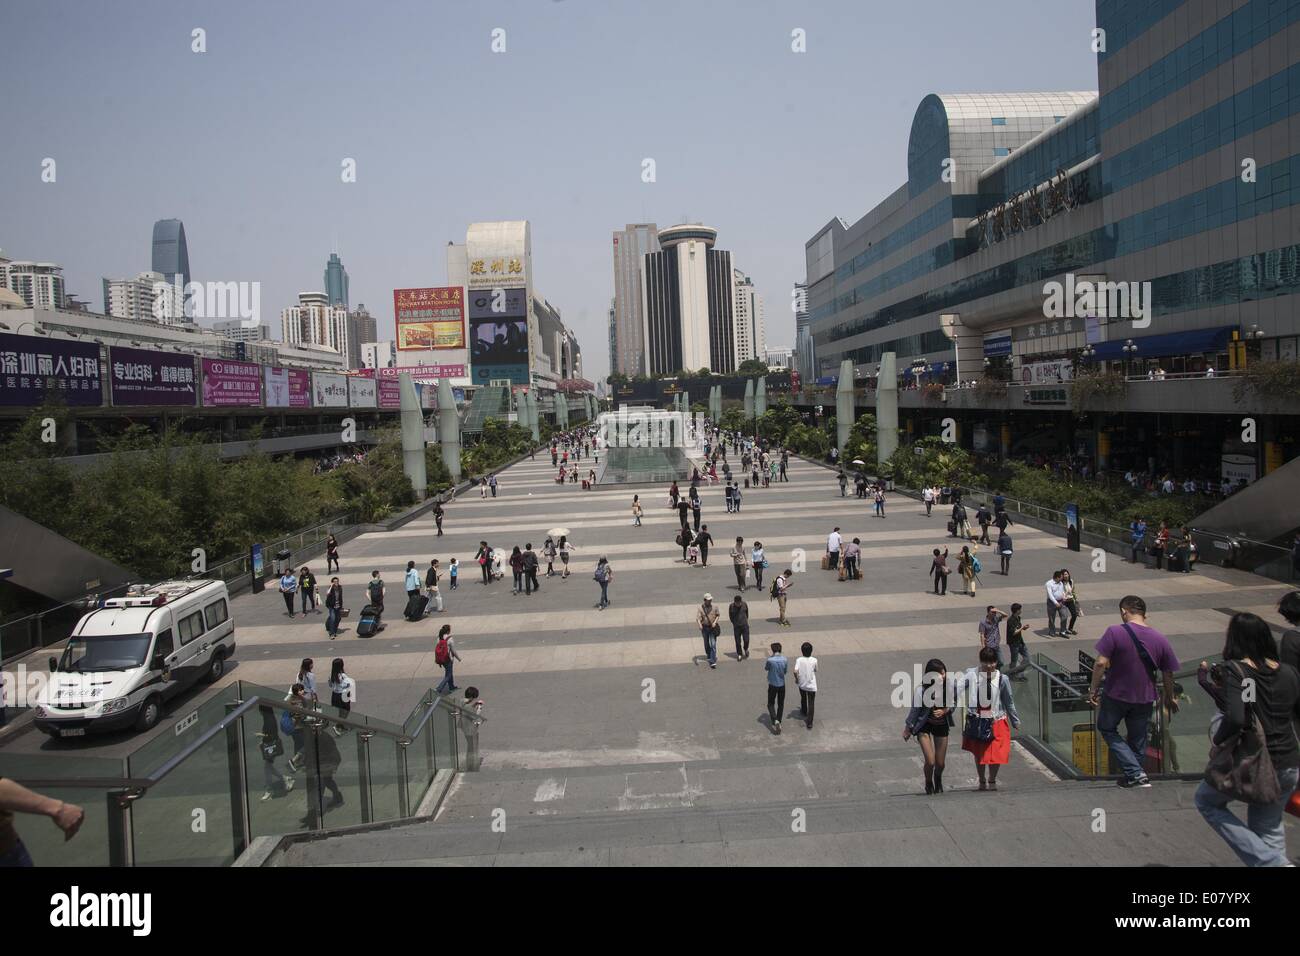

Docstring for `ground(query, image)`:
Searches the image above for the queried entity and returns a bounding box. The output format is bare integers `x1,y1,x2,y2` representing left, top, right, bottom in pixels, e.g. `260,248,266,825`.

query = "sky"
0,0,1098,382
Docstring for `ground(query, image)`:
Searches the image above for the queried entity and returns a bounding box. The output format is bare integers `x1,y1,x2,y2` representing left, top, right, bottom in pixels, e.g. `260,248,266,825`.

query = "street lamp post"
1122,339,1138,377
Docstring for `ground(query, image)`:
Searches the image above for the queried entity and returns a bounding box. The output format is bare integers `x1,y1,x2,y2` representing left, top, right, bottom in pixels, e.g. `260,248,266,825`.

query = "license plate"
60,728,86,738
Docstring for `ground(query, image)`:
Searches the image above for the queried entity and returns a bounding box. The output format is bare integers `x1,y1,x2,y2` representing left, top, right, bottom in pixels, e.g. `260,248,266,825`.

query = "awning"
1089,326,1234,361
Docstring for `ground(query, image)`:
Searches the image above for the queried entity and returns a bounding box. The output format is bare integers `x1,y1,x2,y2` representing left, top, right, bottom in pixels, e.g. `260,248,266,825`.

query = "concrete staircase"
270,747,1249,867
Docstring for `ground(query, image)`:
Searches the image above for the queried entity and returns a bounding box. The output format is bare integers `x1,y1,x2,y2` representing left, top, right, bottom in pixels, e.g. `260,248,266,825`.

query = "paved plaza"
9,452,1295,864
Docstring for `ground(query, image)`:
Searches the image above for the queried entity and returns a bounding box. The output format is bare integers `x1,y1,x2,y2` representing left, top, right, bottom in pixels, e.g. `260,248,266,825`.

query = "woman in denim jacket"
903,658,956,795
961,647,1021,791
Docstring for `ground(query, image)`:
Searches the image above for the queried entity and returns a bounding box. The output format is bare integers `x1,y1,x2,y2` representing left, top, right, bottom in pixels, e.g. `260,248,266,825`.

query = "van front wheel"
203,651,225,684
135,696,163,732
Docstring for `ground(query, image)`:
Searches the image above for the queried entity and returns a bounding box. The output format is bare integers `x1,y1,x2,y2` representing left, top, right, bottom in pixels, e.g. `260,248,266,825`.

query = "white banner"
347,375,377,408
312,371,348,408
1020,359,1074,385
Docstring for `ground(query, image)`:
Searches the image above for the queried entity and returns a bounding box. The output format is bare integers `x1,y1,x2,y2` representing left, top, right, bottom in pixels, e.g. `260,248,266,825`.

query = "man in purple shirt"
1086,595,1181,788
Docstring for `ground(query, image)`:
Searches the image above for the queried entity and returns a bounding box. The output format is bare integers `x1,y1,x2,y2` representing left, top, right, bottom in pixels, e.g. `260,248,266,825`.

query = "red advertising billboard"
201,359,261,407
394,287,465,350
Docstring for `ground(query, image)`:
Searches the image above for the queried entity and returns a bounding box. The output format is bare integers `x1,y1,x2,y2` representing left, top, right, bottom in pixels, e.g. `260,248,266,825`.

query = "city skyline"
0,0,1097,382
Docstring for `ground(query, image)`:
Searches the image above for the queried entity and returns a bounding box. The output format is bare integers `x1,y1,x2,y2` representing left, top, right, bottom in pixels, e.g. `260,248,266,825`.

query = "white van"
33,580,236,738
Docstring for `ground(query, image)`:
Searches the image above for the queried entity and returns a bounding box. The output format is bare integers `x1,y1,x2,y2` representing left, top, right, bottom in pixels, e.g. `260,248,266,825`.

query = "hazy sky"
1,0,1098,381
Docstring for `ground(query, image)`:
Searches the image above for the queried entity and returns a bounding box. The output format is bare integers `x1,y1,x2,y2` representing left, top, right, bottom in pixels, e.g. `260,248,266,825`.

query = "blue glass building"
151,219,190,290
324,252,349,308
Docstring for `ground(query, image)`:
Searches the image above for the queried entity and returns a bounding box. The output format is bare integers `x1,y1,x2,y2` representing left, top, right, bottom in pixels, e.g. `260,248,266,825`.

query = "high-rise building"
607,298,617,380
360,340,396,369
212,318,271,343
103,271,183,323
732,269,766,364
1,259,65,309
347,304,376,371
151,219,191,312
793,282,813,379
324,252,349,308
611,223,660,375
640,224,736,376
281,291,350,365
763,347,793,369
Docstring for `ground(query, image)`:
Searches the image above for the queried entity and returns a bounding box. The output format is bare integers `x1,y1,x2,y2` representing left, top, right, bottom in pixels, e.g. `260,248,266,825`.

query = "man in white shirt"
826,527,842,570
1045,571,1067,636
793,642,819,730
922,485,935,516
1161,477,1174,494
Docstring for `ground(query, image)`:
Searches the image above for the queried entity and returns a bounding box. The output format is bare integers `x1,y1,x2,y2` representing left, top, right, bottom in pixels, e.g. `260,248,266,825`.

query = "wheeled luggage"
356,604,380,637
405,593,429,621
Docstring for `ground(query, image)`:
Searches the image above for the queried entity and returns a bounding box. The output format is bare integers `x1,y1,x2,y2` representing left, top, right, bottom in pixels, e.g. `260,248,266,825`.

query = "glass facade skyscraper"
324,252,349,308
151,219,190,290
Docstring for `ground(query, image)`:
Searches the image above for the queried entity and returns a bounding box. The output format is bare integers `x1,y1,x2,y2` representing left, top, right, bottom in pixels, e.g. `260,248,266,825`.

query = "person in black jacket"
1279,591,1300,672
324,577,343,638
729,595,750,660
695,525,714,567
1194,612,1300,867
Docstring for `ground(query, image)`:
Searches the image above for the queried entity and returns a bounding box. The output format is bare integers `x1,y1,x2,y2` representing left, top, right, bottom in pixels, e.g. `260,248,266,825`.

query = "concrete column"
876,352,899,467
515,388,530,435
743,378,755,421
399,372,428,500
528,389,540,441
438,378,461,483
836,358,854,453
755,377,767,418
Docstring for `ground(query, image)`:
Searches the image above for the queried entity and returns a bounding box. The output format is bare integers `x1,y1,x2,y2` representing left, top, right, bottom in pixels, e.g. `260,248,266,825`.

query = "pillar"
743,378,755,421
755,377,767,418
399,372,428,500
527,389,540,442
438,378,461,483
875,352,898,466
836,358,854,453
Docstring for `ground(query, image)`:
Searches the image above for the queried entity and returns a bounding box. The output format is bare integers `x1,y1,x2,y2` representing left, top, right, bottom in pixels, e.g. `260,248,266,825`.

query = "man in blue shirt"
765,642,788,734
1129,517,1148,564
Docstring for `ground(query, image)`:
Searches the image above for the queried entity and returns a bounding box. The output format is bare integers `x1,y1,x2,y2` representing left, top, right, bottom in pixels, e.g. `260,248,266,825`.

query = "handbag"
962,673,996,742
1203,661,1282,804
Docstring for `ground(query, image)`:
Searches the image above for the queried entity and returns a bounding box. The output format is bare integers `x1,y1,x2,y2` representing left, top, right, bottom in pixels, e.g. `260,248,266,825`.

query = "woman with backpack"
957,546,979,597
434,624,461,696
327,658,354,737
594,556,613,609
1195,612,1300,867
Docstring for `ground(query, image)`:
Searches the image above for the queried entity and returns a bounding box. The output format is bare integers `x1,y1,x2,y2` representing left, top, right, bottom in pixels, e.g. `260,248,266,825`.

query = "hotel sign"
395,286,465,350
975,166,1091,249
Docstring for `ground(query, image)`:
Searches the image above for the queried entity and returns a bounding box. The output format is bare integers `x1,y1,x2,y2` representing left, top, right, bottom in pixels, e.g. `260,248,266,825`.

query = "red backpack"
435,636,451,665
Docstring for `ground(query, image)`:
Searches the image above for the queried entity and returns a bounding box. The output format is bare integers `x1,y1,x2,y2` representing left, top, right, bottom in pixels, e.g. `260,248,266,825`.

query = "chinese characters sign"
394,287,465,350
202,359,262,407
109,346,196,406
312,371,348,408
0,333,103,407
467,256,525,289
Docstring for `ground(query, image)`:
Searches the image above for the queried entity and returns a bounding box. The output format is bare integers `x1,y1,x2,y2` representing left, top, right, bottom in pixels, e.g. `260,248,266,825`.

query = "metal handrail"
1021,657,1089,698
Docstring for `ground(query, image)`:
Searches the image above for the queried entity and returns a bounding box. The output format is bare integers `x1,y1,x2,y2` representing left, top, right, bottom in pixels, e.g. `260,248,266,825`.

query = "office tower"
611,223,659,375
324,252,349,308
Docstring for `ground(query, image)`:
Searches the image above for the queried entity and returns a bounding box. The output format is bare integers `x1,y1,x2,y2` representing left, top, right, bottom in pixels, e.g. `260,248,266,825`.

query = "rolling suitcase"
405,593,429,621
947,520,957,535
356,604,380,637
820,553,831,570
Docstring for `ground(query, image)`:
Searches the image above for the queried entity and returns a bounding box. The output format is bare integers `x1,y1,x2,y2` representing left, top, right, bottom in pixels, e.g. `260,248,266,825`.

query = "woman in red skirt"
961,647,1021,791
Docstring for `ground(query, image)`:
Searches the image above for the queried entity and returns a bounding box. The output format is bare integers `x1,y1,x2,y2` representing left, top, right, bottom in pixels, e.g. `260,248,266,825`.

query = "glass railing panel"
127,683,243,777
243,703,312,839
1153,656,1223,776
0,752,125,867
301,721,364,831
431,701,456,773
129,724,239,866
1033,651,1100,773
367,735,404,822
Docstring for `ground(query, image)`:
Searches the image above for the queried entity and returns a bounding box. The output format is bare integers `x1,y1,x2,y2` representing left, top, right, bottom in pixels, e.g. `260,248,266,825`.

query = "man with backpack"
772,570,792,627
523,543,540,595
434,624,461,696
367,570,386,623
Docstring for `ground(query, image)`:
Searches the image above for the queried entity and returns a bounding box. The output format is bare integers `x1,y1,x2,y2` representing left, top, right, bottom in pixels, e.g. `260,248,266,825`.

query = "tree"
737,358,770,377
696,366,713,379
756,400,801,442
606,372,629,387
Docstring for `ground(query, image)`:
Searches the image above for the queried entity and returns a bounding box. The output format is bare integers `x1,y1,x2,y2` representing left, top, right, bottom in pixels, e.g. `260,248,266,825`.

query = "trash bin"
274,549,293,575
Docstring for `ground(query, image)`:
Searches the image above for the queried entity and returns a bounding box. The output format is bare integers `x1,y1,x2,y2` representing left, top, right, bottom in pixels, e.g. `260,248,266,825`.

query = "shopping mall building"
802,0,1300,480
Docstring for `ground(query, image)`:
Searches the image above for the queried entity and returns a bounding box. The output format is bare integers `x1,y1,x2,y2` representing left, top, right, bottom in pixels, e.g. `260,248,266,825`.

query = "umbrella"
547,527,570,538
851,459,866,466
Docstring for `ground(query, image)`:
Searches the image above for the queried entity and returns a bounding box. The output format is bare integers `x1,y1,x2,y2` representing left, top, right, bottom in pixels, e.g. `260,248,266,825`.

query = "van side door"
173,607,208,689
151,627,179,697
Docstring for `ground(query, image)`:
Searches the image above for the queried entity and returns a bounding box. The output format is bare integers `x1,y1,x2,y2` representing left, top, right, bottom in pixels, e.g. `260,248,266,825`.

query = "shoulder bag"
1204,661,1282,804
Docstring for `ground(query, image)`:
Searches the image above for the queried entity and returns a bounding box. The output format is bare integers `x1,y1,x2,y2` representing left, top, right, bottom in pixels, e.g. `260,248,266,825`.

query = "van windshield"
60,634,152,673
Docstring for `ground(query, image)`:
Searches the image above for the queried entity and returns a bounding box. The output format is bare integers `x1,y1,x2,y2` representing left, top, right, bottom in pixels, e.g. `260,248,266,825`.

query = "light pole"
1122,339,1138,377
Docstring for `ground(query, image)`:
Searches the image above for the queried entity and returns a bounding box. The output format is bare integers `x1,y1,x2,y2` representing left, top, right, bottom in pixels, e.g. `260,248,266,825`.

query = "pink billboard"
202,359,262,407
264,367,311,408
378,377,401,409
378,364,465,379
